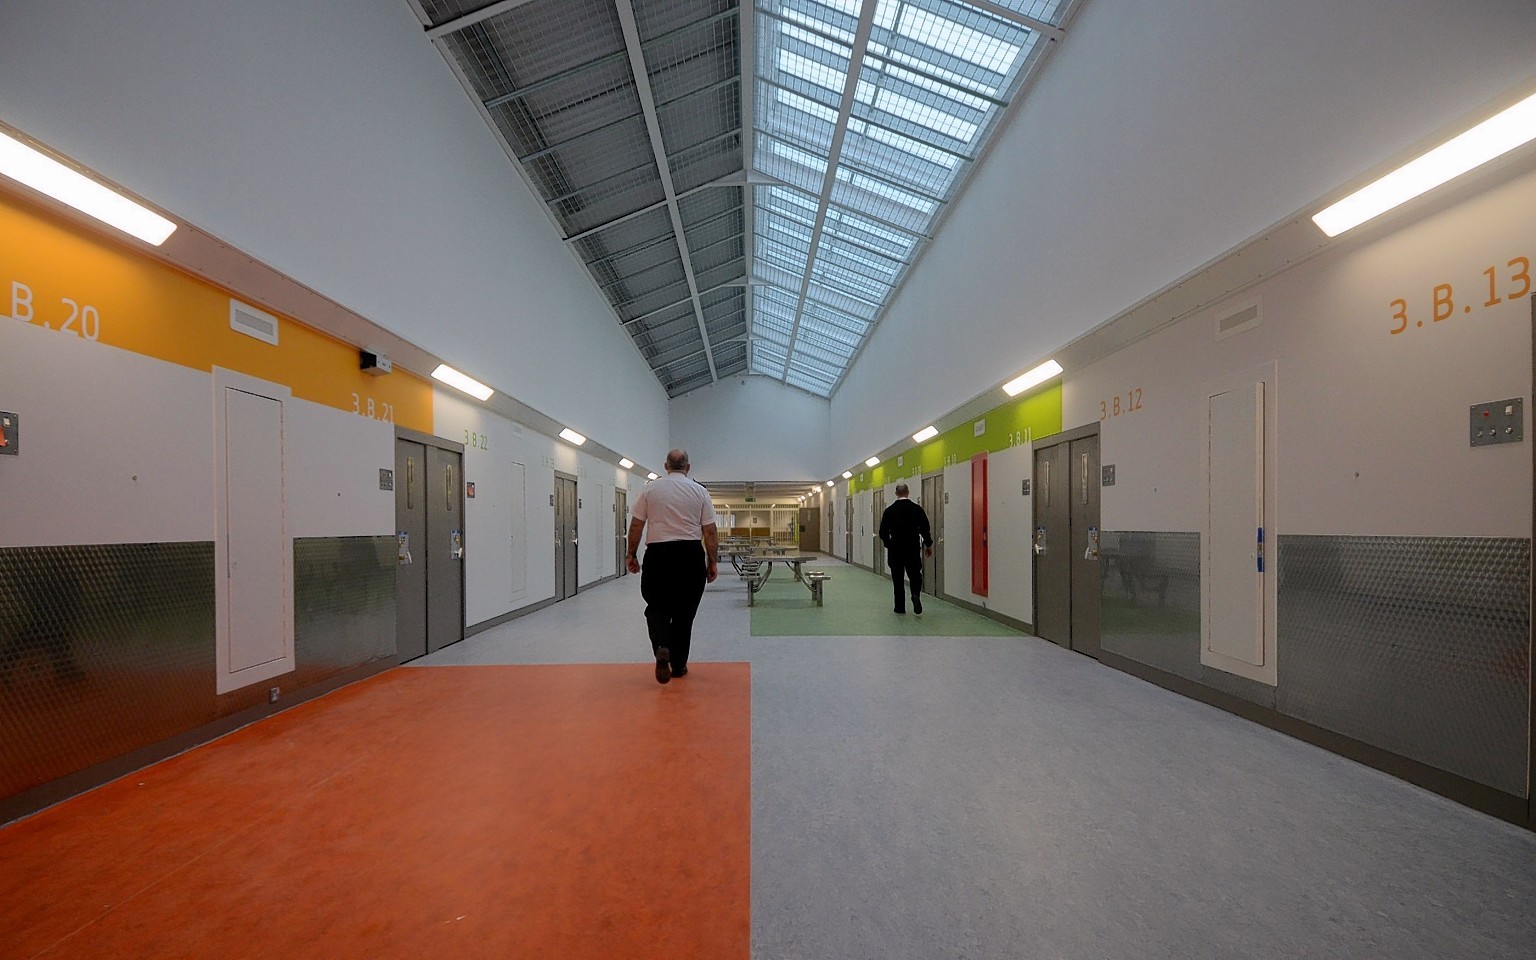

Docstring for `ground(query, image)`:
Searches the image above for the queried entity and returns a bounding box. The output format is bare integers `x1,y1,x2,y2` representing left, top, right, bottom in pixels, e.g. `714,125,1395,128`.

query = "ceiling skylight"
747,0,1075,397
415,0,1074,400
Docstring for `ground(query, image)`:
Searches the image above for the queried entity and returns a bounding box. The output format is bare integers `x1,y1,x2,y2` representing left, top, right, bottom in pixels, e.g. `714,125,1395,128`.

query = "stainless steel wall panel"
0,542,215,801
1098,531,1275,707
1276,535,1530,797
291,537,397,689
2,537,400,808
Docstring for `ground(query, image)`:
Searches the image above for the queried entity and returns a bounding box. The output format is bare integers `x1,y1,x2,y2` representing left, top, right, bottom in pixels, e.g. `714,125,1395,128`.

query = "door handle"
1033,526,1046,555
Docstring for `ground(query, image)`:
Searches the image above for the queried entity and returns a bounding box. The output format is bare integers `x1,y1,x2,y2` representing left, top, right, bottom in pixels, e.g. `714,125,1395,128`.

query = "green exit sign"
743,497,756,502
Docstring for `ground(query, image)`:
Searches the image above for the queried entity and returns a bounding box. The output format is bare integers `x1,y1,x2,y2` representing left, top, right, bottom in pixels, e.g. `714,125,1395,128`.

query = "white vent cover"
1215,302,1261,341
230,299,279,345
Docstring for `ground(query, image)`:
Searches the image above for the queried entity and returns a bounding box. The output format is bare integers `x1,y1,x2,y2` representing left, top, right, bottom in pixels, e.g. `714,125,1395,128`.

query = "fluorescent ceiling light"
1002,359,1063,397
430,363,494,401
647,472,659,480
1313,90,1536,237
826,480,835,487
912,425,938,442
842,471,853,479
618,458,634,469
0,130,177,245
558,428,586,446
865,456,880,467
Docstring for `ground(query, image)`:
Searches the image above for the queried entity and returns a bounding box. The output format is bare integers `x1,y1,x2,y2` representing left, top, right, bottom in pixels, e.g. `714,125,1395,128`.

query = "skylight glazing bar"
741,0,758,350
775,0,879,385
954,0,1062,40
614,0,729,382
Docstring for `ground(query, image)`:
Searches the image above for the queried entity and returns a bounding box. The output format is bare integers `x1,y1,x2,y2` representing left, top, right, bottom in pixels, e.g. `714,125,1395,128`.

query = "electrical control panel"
1470,398,1522,447
0,411,16,455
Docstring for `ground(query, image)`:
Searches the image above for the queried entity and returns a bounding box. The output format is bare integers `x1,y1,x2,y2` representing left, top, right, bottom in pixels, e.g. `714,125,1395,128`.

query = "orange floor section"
0,664,751,960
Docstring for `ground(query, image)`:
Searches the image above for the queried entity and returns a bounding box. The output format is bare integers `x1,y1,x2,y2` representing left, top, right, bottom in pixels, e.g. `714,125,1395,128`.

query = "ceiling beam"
613,0,733,384
964,0,1065,41
562,171,760,245
778,0,879,383
740,0,758,372
424,0,542,40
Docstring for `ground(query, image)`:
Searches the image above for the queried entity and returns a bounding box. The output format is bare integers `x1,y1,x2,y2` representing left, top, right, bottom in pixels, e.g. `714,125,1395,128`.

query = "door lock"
1033,526,1046,555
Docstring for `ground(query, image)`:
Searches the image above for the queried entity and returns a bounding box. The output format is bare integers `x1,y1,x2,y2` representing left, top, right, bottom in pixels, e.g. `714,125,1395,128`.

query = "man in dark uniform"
878,482,933,614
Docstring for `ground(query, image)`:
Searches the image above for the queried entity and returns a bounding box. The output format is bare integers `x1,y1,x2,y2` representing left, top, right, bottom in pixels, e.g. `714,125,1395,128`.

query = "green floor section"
748,561,1025,637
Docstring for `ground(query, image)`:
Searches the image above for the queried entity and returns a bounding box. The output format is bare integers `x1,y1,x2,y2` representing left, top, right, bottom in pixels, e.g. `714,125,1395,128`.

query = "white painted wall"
286,399,395,539
1073,160,1536,540
0,0,669,460
435,390,636,626
831,0,1536,466
0,321,213,546
985,444,1034,625
0,321,394,547
669,376,830,483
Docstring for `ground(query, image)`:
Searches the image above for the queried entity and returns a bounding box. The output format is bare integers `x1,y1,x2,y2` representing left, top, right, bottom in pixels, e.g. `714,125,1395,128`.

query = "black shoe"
894,607,906,614
671,667,688,678
655,647,671,684
913,598,923,615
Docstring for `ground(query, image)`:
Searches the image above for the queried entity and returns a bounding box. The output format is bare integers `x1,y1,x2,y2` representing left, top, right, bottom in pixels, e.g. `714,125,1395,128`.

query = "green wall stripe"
849,382,1063,492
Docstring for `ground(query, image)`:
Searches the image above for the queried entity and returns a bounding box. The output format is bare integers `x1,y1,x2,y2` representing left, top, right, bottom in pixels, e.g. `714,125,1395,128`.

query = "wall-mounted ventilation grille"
230,300,279,345
1216,303,1261,340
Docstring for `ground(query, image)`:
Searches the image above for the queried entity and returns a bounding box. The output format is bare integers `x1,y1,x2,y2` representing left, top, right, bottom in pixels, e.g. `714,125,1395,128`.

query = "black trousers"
888,550,924,611
640,540,707,669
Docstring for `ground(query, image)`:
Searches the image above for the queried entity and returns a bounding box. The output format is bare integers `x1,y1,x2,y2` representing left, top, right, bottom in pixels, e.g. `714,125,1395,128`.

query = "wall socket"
268,686,280,704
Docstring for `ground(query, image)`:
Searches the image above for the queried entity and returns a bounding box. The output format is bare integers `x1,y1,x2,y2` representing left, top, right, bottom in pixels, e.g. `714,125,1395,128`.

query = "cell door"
554,473,578,600
395,439,428,662
1033,442,1071,647
921,473,945,597
844,496,853,562
1067,435,1101,659
615,489,629,577
425,445,464,654
798,507,820,552
871,490,885,568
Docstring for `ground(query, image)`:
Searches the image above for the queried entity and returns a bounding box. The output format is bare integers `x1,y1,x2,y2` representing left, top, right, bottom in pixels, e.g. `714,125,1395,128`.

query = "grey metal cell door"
1033,442,1071,648
425,444,464,654
844,496,853,562
554,473,578,600
614,489,628,577
1068,435,1102,659
921,473,945,597
394,439,429,662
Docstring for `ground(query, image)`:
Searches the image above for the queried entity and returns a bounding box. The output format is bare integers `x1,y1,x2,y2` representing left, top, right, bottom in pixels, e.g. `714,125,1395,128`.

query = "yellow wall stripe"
0,188,432,433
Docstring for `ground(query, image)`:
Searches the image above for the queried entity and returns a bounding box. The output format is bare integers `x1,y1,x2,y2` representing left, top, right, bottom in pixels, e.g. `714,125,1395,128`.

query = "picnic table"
736,554,831,606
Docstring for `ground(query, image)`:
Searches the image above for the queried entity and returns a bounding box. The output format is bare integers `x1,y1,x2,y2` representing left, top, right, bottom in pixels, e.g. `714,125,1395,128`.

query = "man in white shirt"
626,449,719,684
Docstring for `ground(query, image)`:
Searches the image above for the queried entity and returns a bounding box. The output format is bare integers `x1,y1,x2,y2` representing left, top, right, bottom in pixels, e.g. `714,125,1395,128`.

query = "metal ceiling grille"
412,0,1077,398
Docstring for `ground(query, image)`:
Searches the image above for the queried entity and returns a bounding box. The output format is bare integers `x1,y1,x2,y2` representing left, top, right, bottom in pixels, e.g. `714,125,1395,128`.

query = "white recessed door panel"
1205,382,1265,670
215,370,294,694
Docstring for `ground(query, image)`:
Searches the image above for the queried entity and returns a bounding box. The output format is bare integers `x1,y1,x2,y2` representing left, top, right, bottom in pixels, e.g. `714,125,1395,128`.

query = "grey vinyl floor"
416,559,1536,960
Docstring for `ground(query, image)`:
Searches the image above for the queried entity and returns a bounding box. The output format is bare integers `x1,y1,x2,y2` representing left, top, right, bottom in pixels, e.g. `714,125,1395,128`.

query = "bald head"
895,482,910,497
665,449,690,472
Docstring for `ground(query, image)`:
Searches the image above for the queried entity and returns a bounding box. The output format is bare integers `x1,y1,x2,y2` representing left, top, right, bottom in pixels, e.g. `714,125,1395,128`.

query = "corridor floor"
3,556,1534,959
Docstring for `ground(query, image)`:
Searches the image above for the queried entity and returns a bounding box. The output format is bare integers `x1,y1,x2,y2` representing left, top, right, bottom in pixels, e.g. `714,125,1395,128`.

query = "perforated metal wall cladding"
1100,532,1532,798
1277,535,1530,797
0,538,398,806
423,0,747,396
0,542,216,801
